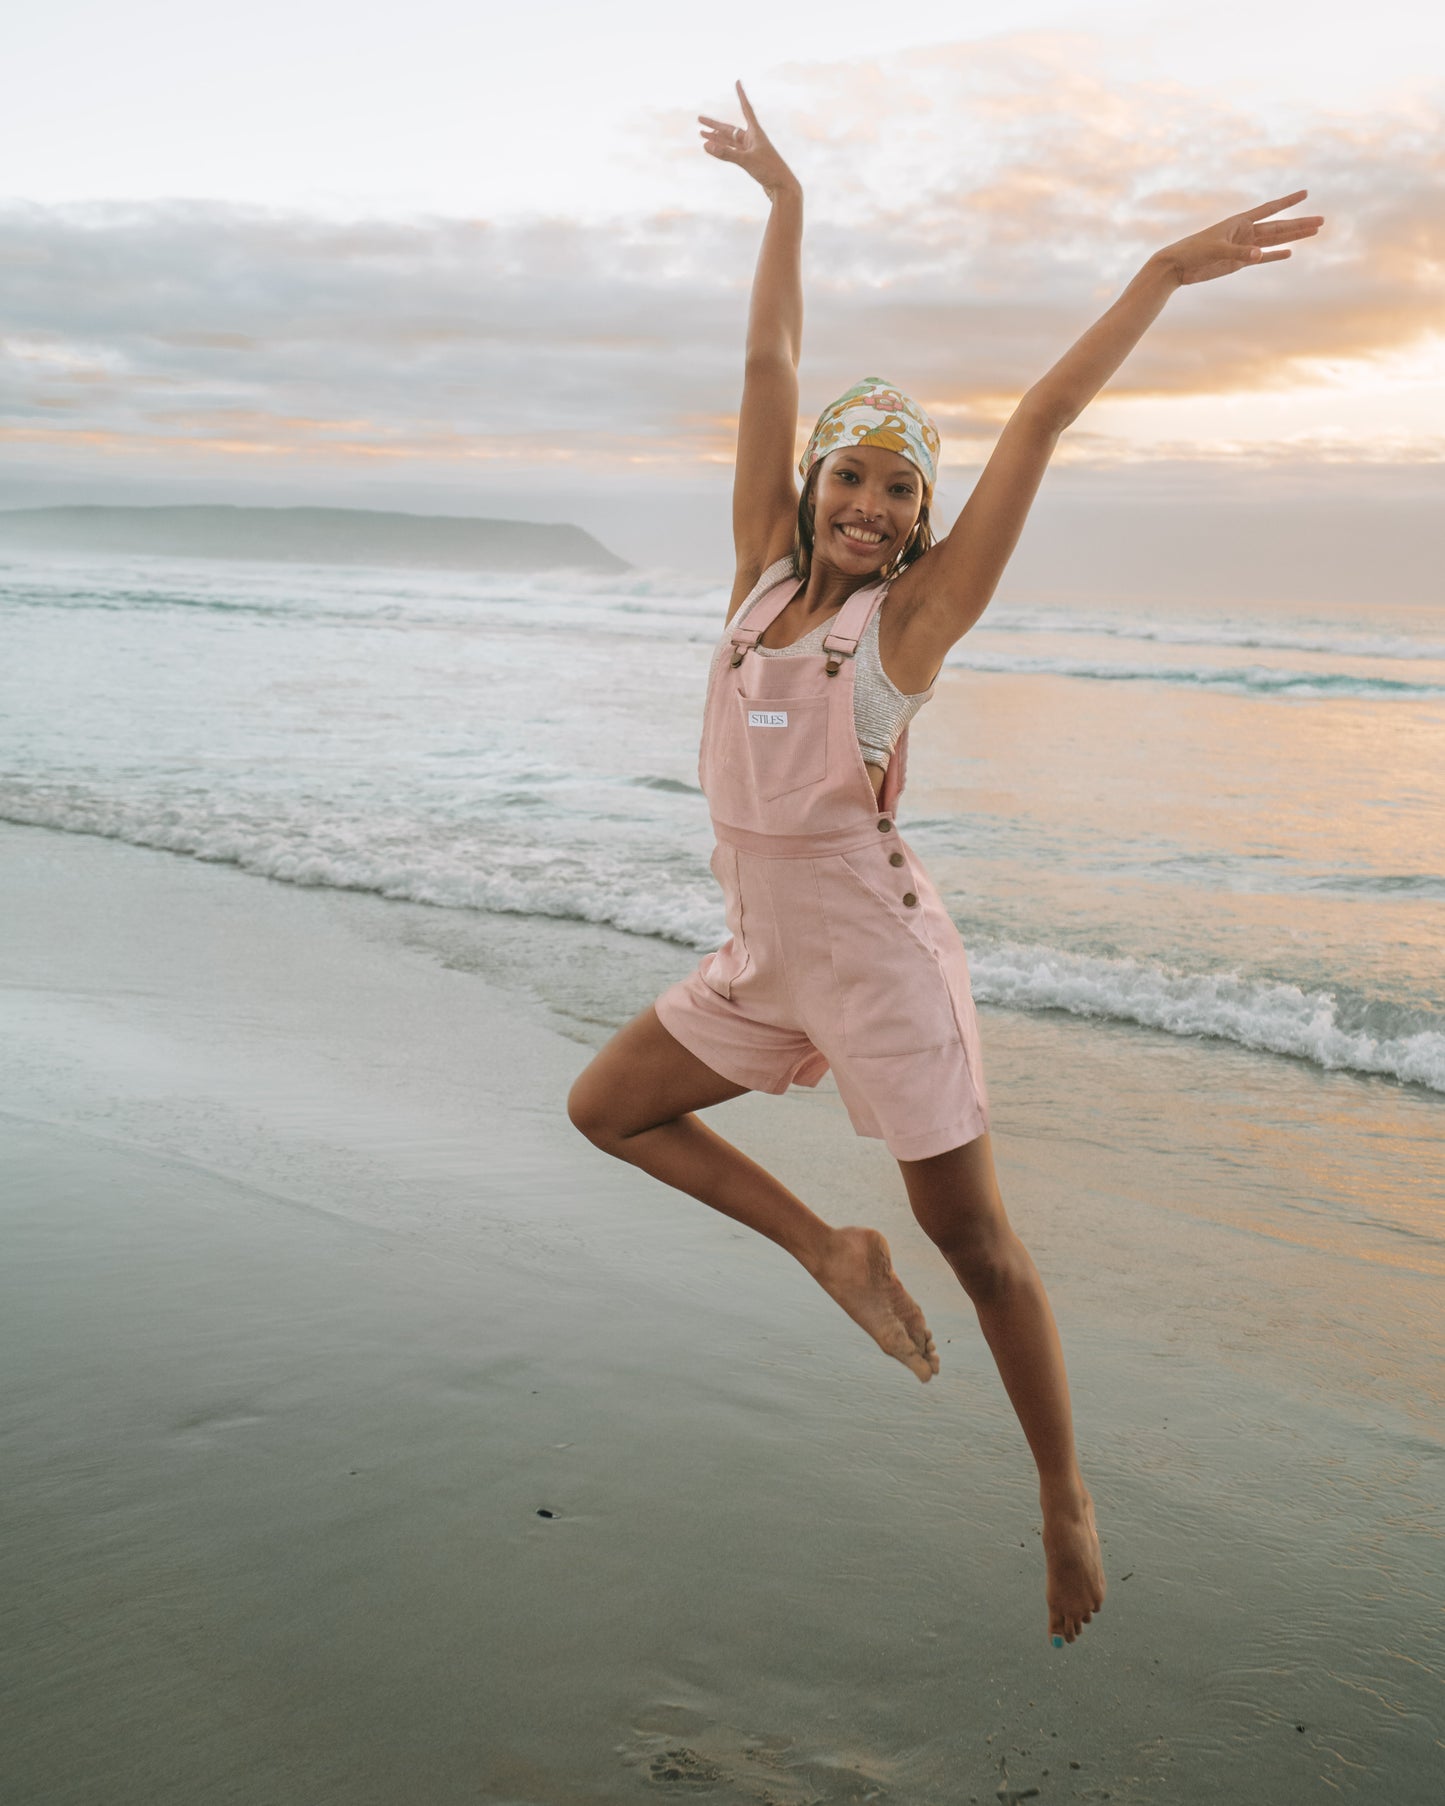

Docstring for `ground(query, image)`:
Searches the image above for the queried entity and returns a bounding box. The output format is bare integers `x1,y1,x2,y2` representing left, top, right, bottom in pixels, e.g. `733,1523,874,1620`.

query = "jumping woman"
568,81,1322,1648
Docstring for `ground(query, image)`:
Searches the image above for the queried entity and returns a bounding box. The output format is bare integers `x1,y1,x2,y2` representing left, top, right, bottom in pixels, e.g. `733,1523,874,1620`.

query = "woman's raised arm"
699,83,805,613
889,190,1325,674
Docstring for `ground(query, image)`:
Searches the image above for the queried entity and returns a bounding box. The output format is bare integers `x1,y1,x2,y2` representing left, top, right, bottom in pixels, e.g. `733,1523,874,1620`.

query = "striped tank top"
722,559,934,770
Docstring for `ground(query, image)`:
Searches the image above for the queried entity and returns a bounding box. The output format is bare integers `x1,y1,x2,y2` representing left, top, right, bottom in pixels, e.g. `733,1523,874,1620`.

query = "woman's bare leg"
899,1132,1106,1645
568,1007,939,1382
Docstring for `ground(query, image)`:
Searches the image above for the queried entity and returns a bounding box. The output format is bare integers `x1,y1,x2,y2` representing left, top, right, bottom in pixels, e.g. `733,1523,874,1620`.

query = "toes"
915,1332,939,1376
896,1334,933,1382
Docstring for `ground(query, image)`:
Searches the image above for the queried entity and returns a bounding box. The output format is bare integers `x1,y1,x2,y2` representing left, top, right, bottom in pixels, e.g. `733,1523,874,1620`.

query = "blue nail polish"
1052,1634,1064,1648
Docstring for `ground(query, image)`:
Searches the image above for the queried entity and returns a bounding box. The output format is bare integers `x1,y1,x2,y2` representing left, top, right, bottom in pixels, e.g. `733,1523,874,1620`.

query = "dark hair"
791,458,934,584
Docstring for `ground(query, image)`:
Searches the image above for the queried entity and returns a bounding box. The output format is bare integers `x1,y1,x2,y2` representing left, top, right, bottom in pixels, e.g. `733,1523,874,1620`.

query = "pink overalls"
653,567,989,1162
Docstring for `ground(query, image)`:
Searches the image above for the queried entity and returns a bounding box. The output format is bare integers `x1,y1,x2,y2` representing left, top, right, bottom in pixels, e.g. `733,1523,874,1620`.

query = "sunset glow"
3,2,1442,573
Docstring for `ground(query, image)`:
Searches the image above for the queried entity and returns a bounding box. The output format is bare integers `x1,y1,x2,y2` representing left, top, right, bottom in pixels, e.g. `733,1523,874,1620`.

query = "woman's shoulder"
724,554,798,626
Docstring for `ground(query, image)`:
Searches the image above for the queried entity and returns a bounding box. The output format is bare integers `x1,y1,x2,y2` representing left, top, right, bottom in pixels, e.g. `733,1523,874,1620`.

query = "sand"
2,820,1441,1805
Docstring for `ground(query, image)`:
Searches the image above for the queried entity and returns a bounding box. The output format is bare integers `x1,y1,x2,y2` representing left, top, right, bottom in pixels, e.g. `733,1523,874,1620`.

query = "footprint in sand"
648,1747,724,1788
634,1719,892,1803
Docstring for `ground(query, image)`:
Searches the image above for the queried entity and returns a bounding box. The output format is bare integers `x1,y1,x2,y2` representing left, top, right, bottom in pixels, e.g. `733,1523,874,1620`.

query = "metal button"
877,818,892,833
902,892,918,908
889,852,904,867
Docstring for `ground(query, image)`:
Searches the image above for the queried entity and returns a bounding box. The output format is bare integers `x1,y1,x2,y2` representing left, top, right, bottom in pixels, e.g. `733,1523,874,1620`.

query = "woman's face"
811,445,925,574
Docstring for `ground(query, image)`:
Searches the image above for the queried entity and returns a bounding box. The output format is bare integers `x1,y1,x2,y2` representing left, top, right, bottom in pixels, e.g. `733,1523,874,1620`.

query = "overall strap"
727,559,801,668
821,577,892,677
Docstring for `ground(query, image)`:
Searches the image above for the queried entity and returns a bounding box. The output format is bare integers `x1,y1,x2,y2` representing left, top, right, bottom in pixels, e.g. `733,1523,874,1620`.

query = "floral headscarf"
798,377,941,492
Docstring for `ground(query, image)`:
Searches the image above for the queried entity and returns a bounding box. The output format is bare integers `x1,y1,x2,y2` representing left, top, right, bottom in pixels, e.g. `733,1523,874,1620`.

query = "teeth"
839,526,884,544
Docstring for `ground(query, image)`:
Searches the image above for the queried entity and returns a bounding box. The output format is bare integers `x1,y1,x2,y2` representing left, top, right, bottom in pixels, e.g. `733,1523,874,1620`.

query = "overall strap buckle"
821,576,887,675
821,630,860,677
728,572,800,668
729,624,765,669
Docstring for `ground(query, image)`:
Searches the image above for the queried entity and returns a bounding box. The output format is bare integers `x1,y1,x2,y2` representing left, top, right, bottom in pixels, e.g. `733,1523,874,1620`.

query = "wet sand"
2,821,1441,1805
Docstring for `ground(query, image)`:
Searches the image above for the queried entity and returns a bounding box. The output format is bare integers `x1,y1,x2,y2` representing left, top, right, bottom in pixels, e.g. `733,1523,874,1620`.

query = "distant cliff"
0,505,629,573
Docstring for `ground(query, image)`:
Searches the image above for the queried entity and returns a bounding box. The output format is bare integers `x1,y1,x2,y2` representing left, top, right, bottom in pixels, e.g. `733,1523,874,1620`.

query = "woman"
568,81,1322,1648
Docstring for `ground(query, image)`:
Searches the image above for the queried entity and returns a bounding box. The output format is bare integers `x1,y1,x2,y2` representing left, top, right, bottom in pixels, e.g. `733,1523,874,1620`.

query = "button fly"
877,818,892,833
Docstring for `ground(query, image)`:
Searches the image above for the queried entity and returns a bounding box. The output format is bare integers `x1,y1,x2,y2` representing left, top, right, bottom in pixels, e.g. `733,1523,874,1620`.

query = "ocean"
3,546,1442,1275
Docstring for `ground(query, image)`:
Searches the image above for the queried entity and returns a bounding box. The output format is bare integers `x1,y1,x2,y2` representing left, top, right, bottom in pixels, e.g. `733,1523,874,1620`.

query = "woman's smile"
837,523,886,546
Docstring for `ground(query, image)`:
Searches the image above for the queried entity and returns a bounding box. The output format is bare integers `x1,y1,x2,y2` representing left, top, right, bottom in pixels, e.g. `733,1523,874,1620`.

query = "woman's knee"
935,1223,1031,1305
566,1065,621,1150
939,1235,1033,1307
567,1009,747,1153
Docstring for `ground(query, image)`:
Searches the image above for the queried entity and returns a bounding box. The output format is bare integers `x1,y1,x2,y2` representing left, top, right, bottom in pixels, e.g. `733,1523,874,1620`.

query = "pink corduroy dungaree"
653,564,990,1162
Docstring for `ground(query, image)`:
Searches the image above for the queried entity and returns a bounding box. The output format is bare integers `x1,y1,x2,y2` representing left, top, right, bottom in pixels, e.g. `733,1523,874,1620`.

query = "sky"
3,0,1443,583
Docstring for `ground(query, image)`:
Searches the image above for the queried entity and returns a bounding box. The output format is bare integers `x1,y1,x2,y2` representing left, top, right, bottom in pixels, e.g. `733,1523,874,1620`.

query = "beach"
10,1,1445,1793
3,817,1442,1805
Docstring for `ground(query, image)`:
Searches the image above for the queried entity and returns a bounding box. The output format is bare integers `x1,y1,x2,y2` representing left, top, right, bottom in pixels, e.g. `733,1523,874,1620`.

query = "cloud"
764,36,1445,414
1,34,1442,493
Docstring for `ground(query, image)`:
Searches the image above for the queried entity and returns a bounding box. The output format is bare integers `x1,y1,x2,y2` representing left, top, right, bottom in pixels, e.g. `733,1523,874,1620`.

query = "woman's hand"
699,81,800,199
1157,189,1324,286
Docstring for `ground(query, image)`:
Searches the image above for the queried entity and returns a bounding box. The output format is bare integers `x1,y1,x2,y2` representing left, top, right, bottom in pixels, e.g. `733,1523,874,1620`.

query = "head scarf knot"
798,377,941,492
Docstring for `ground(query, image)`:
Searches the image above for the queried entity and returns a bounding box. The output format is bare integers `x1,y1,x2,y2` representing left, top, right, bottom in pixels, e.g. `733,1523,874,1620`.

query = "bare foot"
811,1226,939,1382
1041,1483,1106,1645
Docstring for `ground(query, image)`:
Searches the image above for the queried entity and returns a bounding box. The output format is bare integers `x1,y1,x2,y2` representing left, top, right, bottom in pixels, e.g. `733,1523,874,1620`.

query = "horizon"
4,481,1442,610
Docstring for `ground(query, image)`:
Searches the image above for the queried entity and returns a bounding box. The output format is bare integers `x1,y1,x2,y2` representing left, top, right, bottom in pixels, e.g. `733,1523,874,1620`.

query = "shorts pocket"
737,692,829,802
819,849,959,1056
700,843,752,999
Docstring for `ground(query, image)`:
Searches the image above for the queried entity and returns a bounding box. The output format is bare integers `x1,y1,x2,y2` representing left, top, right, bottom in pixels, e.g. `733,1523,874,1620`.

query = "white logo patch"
747,710,789,728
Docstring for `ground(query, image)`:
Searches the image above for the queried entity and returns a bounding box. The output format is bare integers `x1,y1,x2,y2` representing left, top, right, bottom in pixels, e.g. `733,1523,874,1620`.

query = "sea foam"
4,784,1440,1095
970,942,1445,1092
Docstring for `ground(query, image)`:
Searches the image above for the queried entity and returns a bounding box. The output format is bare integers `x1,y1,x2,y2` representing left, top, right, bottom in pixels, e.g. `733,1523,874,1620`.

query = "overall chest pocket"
737,692,830,803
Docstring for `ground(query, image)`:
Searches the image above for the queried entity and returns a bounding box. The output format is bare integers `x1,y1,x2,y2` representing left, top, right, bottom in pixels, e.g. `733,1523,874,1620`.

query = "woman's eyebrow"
836,458,917,481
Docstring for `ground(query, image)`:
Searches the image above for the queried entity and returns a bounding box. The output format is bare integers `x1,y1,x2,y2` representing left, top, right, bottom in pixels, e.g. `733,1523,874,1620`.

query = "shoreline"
2,819,1442,1804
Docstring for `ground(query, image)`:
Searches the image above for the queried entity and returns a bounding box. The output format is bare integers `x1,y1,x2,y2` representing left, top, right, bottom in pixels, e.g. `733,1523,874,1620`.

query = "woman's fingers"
1225,244,1291,270
699,83,767,145
1166,192,1319,283
1253,216,1323,243
698,111,743,161
1242,187,1309,222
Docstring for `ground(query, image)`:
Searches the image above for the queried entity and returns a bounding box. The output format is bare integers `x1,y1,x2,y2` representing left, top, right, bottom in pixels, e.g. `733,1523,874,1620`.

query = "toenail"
1051,1635,1064,1648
